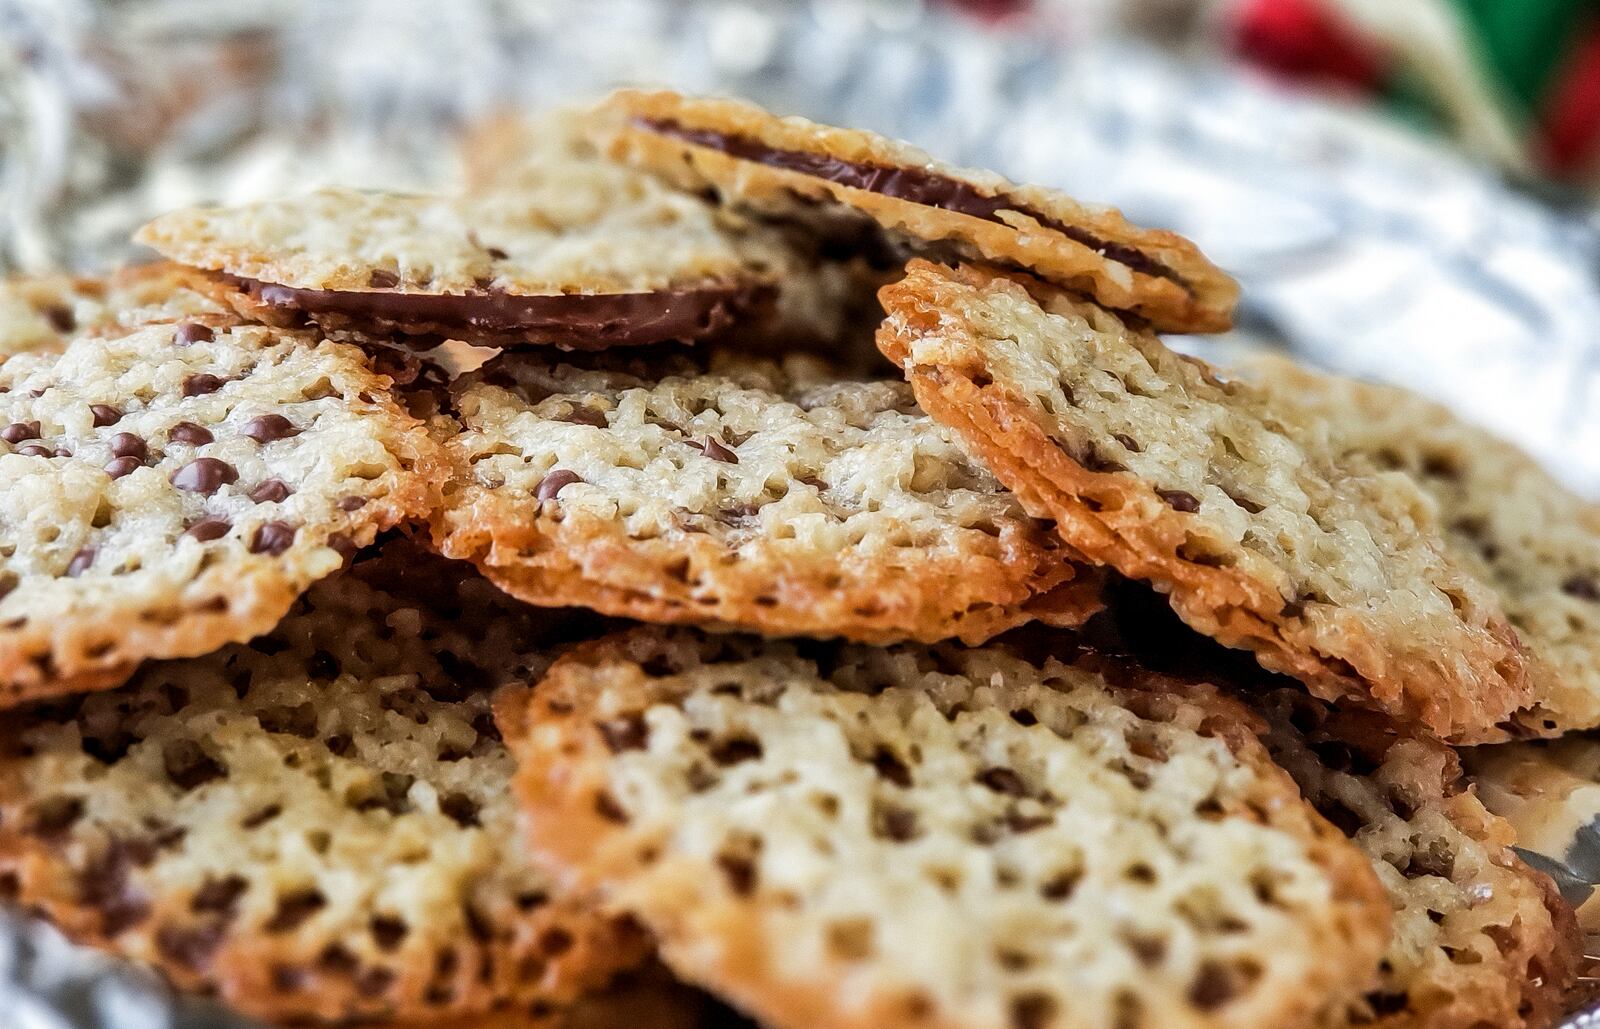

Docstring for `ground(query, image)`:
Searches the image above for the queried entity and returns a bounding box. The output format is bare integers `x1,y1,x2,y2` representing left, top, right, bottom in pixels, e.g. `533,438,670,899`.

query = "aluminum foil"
3,0,1600,1025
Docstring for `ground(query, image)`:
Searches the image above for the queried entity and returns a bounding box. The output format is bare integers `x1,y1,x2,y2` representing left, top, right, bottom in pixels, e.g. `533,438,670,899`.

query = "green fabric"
1453,0,1589,118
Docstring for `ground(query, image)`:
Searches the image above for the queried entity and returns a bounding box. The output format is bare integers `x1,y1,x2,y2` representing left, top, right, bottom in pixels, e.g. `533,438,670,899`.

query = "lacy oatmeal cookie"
1242,355,1600,737
136,185,797,350
0,263,226,361
433,347,1102,644
0,318,443,705
1256,691,1581,1029
601,90,1238,334
502,627,1390,1029
876,261,1529,742
0,551,646,1025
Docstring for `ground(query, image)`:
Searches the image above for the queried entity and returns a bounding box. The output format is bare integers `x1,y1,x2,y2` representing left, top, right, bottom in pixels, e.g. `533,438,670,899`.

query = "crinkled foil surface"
3,0,1600,1025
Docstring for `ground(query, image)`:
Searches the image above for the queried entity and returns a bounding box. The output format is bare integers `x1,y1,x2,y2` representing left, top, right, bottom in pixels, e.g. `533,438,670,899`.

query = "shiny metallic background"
2,1,1599,1026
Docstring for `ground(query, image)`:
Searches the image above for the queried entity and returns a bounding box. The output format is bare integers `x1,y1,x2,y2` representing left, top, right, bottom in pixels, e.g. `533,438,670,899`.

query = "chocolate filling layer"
227,275,768,347
640,118,1187,292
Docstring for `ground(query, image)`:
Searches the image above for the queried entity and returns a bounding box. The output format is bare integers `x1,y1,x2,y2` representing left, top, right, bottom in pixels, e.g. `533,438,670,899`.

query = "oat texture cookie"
1242,356,1600,737
876,261,1529,742
503,627,1391,1029
458,108,898,370
136,184,798,350
0,318,443,705
1256,690,1581,1028
0,548,647,1025
434,346,1102,644
0,263,226,361
602,90,1239,334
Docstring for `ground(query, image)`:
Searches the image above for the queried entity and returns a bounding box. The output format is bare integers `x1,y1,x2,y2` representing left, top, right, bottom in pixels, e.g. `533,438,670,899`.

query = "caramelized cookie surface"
877,261,1529,742
137,186,802,350
0,548,645,1024
0,319,442,704
604,90,1238,334
502,627,1390,1029
434,346,1102,644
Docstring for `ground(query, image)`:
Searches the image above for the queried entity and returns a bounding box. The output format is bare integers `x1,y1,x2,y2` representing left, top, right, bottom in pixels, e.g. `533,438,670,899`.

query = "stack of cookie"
0,92,1591,1029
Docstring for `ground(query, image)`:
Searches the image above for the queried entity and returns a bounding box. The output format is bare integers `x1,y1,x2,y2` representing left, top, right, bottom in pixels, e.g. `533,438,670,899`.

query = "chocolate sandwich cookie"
456,108,897,370
136,186,798,351
433,346,1103,645
0,549,647,1024
602,90,1239,335
1244,355,1600,739
876,261,1529,743
0,318,443,705
501,627,1391,1029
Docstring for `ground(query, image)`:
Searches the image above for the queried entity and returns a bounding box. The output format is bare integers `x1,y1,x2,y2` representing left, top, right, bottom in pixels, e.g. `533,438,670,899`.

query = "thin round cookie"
502,627,1390,1029
0,317,443,705
1255,691,1582,1029
876,260,1529,743
601,90,1239,334
433,346,1103,644
0,262,227,362
136,184,792,351
0,548,647,1025
1241,355,1600,737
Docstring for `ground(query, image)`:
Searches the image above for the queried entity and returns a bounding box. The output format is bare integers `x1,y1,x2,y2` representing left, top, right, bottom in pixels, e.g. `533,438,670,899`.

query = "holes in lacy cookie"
1121,932,1167,968
1249,870,1286,908
190,875,248,917
241,804,282,829
264,888,326,933
439,792,480,828
1399,840,1456,881
598,713,650,753
826,917,875,961
163,740,226,791
593,790,629,823
155,921,226,969
425,947,460,1005
370,914,409,952
872,802,920,843
1043,870,1081,902
1187,958,1262,1012
257,703,318,739
708,735,762,766
1009,992,1056,1029
872,747,912,787
23,795,84,838
1176,534,1234,569
350,772,415,816
715,837,761,896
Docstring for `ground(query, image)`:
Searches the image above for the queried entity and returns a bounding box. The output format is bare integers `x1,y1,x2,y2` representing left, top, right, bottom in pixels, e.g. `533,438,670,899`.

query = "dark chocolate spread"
639,118,1186,291
226,275,769,347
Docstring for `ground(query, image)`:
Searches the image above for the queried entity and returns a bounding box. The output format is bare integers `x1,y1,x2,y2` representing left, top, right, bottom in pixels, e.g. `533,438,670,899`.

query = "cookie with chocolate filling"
456,109,897,371
432,346,1102,644
601,90,1239,335
0,318,443,705
501,627,1391,1029
136,185,799,351
1240,355,1600,738
0,548,648,1025
876,261,1528,743
0,262,227,362
1256,691,1581,1029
